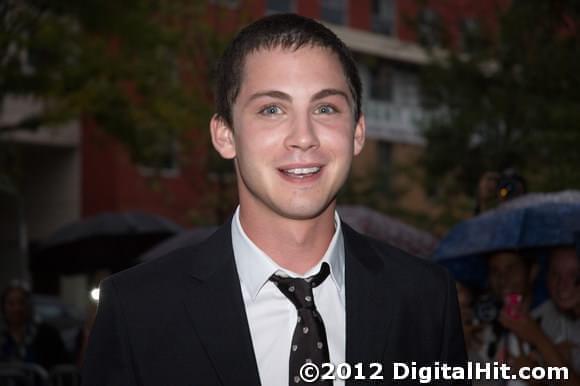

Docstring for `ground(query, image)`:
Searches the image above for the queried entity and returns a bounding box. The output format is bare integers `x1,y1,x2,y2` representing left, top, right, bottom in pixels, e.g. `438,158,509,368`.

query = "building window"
395,71,419,106
321,0,347,25
266,0,295,14
417,8,442,48
371,0,396,36
460,18,482,54
369,63,393,102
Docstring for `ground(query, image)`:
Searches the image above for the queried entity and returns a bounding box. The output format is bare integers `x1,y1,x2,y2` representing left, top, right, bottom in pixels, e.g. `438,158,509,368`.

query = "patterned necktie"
270,262,331,385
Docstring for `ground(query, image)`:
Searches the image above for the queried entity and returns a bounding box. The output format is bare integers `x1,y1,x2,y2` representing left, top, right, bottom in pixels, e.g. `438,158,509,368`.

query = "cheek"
235,132,274,161
237,115,287,145
320,128,354,155
558,275,577,291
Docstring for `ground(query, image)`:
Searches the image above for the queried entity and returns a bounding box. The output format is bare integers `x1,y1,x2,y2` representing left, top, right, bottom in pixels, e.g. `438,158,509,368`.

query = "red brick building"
1,0,504,301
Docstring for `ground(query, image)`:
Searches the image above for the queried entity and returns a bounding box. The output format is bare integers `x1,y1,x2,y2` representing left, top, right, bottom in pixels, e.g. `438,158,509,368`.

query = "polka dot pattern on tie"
269,262,331,385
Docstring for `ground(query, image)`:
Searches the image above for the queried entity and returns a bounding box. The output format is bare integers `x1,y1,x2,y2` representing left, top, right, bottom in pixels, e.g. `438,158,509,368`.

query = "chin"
274,200,334,221
555,298,576,311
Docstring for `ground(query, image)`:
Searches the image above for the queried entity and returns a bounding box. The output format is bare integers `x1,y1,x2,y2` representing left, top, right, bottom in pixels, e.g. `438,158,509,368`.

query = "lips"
282,167,320,177
278,165,323,179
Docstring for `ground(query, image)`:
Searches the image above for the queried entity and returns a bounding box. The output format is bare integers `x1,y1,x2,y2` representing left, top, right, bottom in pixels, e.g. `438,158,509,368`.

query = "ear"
210,114,236,159
353,114,366,156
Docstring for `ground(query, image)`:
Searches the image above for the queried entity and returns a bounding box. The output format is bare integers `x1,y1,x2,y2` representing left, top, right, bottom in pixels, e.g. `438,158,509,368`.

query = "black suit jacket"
82,221,467,385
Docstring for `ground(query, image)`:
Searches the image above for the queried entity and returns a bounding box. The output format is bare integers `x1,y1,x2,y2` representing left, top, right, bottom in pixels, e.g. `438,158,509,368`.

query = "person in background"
456,269,548,386
456,281,502,386
0,281,70,370
74,301,97,368
520,247,580,384
485,251,538,386
488,250,580,385
456,281,483,357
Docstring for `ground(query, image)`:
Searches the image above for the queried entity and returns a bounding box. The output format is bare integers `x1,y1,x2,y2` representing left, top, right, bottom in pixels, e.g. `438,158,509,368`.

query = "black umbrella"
32,212,182,274
139,226,218,263
337,205,439,258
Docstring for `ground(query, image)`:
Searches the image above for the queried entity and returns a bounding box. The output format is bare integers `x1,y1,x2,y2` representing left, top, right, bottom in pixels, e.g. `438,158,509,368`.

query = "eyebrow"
247,90,291,103
246,88,351,105
311,88,351,104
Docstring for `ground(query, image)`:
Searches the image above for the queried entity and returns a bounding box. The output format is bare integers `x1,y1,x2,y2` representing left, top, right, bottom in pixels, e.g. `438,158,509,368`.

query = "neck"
239,204,336,275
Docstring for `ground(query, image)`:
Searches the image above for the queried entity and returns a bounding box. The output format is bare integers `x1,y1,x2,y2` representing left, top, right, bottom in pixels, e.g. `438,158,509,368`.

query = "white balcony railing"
363,99,426,145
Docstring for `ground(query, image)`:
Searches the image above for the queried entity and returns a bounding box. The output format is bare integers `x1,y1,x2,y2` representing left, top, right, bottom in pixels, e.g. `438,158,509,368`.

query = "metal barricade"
0,365,27,386
49,365,80,386
0,363,49,386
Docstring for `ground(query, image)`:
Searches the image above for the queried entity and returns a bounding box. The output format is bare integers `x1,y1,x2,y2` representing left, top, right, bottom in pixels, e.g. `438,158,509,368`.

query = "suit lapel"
343,224,394,371
181,221,261,386
178,220,396,386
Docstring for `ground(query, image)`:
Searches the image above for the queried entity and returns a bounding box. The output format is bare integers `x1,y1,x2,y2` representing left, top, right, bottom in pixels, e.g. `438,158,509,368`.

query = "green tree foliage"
0,0,228,192
419,0,580,196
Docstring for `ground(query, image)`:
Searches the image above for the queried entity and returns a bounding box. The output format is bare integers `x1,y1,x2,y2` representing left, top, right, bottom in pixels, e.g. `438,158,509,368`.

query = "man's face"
212,46,364,221
3,288,29,327
547,248,580,311
488,252,534,299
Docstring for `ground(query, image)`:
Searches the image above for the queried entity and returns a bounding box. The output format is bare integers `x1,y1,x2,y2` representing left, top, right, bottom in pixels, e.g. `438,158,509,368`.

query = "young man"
82,14,466,386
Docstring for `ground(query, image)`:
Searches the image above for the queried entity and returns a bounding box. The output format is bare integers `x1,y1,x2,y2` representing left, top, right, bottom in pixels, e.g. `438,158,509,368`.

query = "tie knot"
270,263,330,310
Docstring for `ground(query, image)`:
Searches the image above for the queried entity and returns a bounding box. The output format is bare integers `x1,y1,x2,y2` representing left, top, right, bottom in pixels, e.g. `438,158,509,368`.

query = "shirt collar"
231,206,345,300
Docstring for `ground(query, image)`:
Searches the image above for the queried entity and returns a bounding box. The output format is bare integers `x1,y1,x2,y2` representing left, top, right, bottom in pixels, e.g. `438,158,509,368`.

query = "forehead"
238,45,349,94
4,288,27,301
550,248,579,269
488,252,525,269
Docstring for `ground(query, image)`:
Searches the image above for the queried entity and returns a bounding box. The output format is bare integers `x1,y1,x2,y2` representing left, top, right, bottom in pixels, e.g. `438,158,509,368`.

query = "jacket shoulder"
105,221,231,294
343,222,451,289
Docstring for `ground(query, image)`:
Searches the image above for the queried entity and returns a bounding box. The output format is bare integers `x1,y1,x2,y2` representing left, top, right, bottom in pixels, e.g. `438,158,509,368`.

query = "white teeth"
284,167,320,175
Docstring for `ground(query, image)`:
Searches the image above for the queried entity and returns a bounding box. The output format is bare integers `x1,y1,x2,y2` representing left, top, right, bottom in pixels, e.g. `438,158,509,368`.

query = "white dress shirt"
232,207,346,386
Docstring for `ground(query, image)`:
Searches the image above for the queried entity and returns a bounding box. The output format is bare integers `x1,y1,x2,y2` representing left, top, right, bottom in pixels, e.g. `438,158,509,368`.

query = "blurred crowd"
457,247,580,385
0,281,95,384
1,282,66,366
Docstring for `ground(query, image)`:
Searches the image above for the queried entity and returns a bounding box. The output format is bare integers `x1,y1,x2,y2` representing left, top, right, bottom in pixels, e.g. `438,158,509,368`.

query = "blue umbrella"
433,191,580,261
576,231,580,266
434,191,580,299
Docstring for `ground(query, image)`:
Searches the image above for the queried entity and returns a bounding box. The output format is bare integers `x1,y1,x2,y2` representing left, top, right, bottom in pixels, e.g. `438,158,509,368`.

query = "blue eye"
260,105,283,115
315,105,336,114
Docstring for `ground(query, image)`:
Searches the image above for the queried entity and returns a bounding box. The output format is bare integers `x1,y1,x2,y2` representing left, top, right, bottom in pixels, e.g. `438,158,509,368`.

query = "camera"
473,293,501,323
496,169,526,202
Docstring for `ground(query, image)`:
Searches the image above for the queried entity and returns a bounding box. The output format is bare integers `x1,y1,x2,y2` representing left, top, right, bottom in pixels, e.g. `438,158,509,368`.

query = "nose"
284,113,319,151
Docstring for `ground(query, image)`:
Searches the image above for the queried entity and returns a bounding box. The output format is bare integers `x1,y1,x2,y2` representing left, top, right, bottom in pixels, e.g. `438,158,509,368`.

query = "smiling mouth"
279,166,322,178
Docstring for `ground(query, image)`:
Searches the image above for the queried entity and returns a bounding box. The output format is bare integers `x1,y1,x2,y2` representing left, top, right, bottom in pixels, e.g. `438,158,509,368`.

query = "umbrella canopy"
433,190,580,261
139,226,218,263
576,231,580,259
499,190,580,210
337,205,438,258
32,212,182,274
